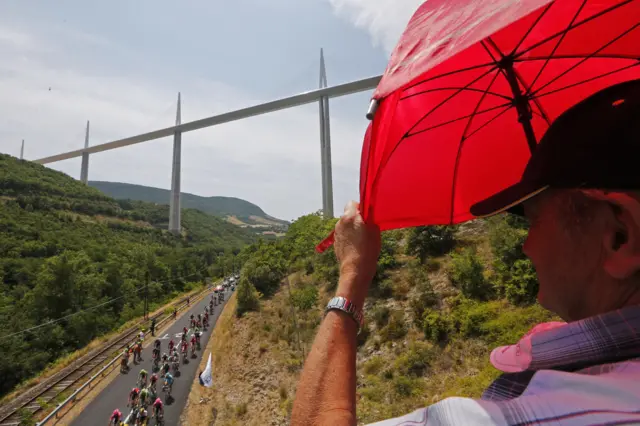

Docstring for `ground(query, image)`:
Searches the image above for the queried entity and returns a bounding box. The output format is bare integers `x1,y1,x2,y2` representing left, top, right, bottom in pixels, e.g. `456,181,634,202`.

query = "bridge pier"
319,48,334,219
169,93,182,234
20,139,24,160
80,121,90,184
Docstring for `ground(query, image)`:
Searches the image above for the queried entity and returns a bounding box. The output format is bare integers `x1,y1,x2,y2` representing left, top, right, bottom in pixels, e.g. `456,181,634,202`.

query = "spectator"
150,318,156,337
291,82,640,425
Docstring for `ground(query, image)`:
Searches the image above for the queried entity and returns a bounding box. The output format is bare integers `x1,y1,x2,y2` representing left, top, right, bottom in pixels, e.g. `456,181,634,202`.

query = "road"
71,286,231,426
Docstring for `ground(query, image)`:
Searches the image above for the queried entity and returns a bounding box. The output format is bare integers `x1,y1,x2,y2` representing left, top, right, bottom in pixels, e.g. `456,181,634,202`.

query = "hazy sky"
0,0,422,221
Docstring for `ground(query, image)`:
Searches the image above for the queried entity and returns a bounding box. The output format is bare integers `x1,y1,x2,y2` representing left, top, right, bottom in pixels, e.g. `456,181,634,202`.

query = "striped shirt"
369,306,640,426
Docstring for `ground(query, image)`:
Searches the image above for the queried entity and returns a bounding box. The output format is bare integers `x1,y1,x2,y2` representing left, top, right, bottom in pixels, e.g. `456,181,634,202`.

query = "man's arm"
291,202,380,426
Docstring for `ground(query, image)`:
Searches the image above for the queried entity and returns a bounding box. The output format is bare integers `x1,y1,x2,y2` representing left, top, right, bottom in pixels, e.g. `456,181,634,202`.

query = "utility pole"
20,140,24,160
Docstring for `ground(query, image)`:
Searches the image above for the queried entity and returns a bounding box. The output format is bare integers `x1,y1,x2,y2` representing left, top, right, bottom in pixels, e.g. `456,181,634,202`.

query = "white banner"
201,352,213,388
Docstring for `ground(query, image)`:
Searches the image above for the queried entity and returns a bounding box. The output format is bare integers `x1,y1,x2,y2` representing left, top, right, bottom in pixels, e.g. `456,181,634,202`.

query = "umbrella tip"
366,99,379,120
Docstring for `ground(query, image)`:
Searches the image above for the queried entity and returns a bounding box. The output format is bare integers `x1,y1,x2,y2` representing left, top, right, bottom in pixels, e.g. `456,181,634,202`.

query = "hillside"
187,213,556,425
0,154,254,397
89,181,288,229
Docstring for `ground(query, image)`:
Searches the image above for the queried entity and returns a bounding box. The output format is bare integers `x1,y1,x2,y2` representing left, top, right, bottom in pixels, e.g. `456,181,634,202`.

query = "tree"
406,226,456,262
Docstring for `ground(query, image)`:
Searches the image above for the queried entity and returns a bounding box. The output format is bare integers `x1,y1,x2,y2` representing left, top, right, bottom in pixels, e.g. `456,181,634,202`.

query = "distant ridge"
89,181,289,228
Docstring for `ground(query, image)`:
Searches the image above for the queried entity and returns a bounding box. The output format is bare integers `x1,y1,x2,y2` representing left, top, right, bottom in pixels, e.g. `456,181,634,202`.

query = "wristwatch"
325,296,364,333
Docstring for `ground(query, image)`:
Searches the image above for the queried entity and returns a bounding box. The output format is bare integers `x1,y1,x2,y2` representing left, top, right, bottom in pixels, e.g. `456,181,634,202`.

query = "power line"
0,267,210,342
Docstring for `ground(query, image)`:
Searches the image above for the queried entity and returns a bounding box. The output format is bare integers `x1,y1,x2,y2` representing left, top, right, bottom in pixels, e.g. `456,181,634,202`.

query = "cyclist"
190,334,197,352
168,338,175,354
121,347,130,372
170,350,180,373
161,354,170,377
182,326,188,336
152,397,164,420
109,408,122,425
194,328,201,349
128,387,140,407
138,369,148,388
149,374,158,394
139,387,150,408
204,306,209,315
137,406,148,425
134,341,142,363
163,372,174,396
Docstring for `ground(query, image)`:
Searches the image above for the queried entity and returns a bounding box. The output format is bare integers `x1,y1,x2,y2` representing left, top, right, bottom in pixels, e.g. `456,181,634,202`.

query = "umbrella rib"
511,2,555,55
461,71,502,141
400,62,497,94
527,0,588,93
516,54,640,61
516,0,634,59
451,70,503,223
400,86,512,102
530,22,640,97
403,67,499,137
458,105,513,144
534,62,640,99
407,102,511,138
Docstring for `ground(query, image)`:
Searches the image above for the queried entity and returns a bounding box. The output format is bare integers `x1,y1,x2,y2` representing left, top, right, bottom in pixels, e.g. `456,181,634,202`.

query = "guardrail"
36,283,216,425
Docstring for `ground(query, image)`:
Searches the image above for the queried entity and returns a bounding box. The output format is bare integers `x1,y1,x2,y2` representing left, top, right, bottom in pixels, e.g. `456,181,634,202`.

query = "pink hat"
490,321,566,373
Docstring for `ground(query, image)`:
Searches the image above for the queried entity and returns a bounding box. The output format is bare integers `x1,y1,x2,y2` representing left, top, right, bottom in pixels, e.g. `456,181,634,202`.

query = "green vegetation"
0,154,254,396
218,208,557,424
89,180,288,227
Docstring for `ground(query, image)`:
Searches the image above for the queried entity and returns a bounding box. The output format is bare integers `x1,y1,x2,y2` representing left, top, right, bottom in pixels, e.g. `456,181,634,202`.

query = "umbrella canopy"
361,0,640,230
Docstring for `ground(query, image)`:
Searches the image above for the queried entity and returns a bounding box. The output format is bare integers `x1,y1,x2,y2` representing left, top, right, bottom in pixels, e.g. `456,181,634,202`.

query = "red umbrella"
318,0,640,252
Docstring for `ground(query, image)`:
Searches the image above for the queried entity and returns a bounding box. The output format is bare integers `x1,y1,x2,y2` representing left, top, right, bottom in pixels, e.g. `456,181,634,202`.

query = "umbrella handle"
315,231,335,253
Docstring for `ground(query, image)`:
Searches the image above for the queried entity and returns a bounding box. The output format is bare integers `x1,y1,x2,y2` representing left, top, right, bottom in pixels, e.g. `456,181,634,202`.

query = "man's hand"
334,201,381,306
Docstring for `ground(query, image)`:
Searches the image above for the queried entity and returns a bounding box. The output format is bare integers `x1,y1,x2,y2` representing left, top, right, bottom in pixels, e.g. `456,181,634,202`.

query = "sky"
0,0,422,221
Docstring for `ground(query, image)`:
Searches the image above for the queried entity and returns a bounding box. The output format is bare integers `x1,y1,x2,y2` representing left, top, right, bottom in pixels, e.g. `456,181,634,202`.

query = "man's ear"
603,196,640,280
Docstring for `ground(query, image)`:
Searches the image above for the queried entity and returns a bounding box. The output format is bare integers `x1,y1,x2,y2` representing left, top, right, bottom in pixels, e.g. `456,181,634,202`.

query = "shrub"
279,383,288,400
422,310,450,343
357,322,371,347
285,357,303,372
242,242,287,296
372,233,400,289
371,278,394,299
393,376,422,397
394,341,436,377
451,299,499,338
236,276,261,317
363,356,385,375
290,285,318,311
379,310,407,342
371,305,391,329
406,225,456,262
409,278,439,326
448,248,493,300
235,402,248,417
489,216,539,305
392,280,411,300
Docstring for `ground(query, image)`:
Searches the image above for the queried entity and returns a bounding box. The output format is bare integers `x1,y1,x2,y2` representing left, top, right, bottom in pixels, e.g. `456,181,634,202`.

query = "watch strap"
325,296,364,331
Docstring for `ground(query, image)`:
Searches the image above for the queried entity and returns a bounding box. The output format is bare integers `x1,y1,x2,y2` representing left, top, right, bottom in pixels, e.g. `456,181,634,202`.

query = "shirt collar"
529,304,640,371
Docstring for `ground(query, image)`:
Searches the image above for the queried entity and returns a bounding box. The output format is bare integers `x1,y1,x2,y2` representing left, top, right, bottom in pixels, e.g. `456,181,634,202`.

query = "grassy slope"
191,221,556,425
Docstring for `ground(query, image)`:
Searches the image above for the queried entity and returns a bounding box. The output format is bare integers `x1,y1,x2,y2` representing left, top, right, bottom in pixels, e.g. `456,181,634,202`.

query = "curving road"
71,286,231,426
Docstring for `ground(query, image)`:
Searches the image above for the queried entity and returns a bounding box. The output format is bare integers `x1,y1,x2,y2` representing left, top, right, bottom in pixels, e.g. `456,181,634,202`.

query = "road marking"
159,333,170,340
